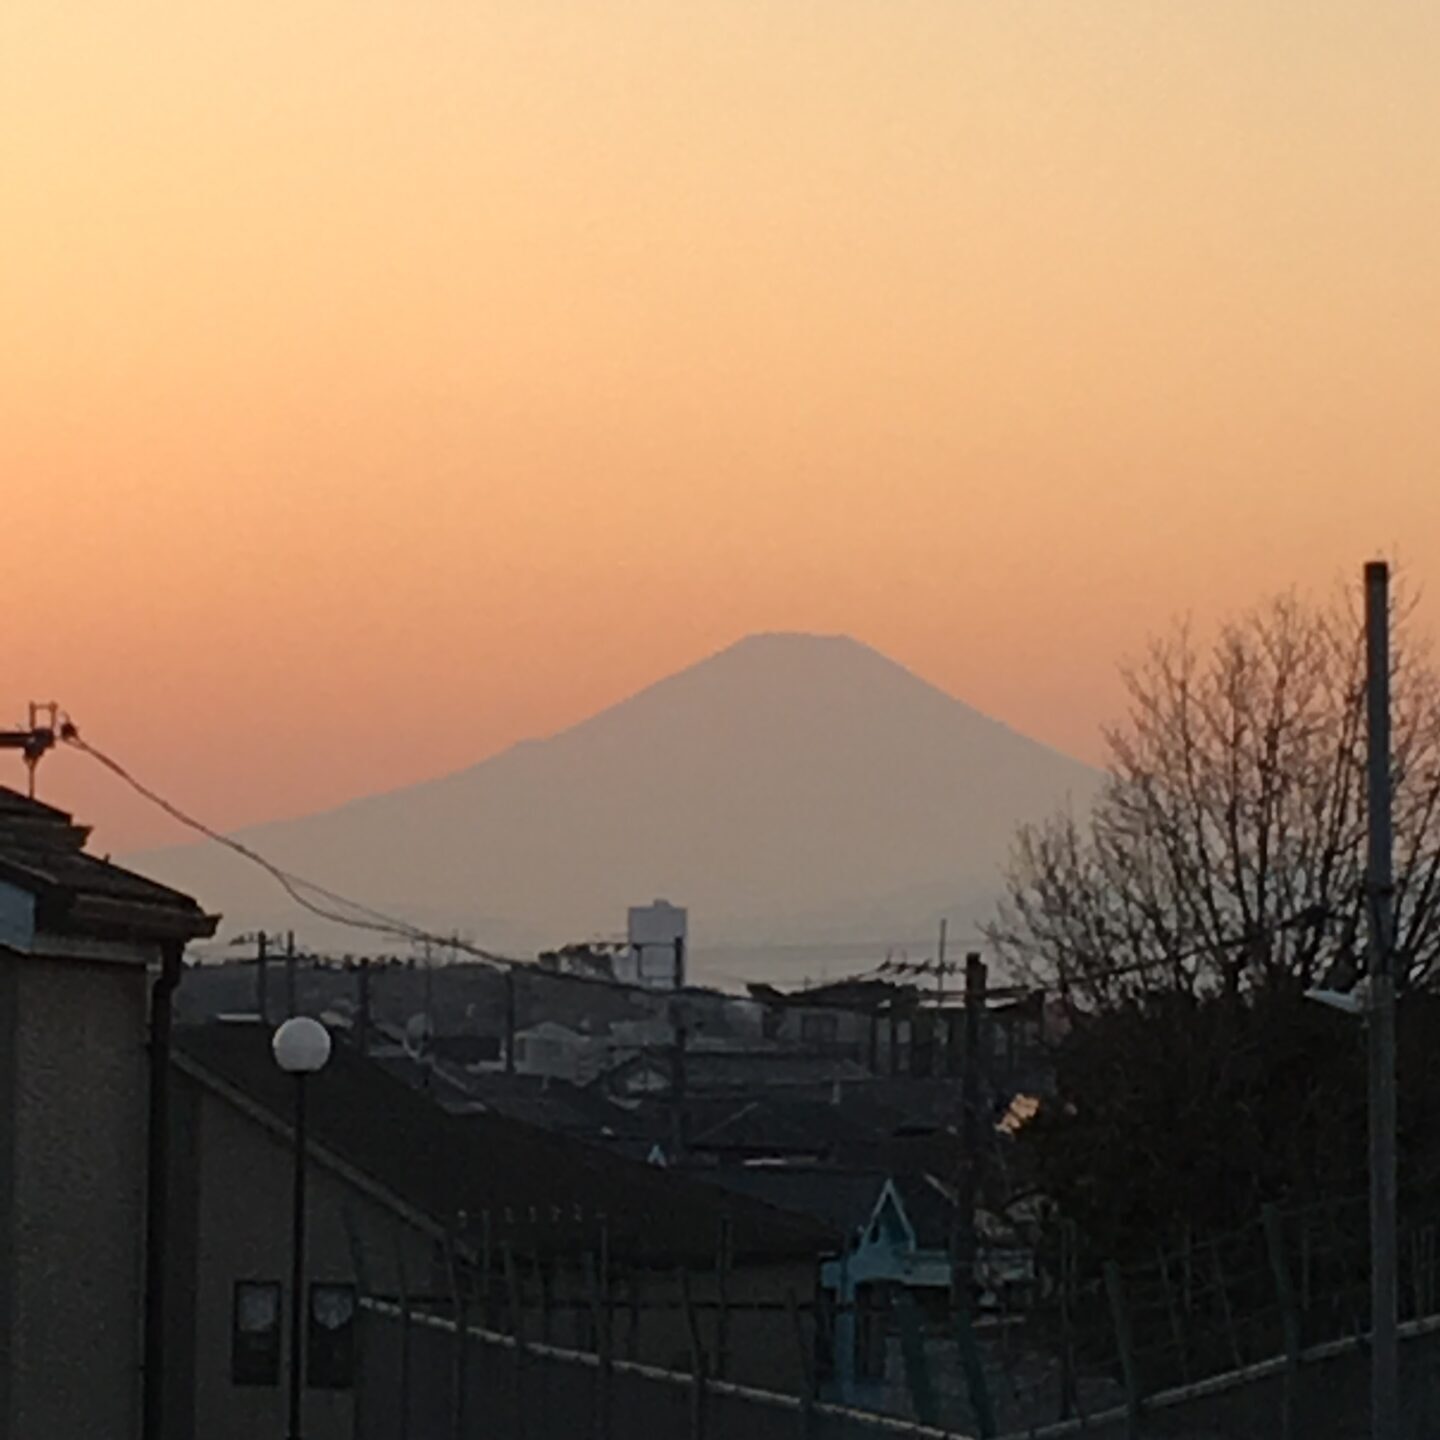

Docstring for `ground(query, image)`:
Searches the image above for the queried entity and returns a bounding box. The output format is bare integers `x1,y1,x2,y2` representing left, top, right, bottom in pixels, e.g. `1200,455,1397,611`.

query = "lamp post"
272,1016,332,1440
1304,560,1397,1440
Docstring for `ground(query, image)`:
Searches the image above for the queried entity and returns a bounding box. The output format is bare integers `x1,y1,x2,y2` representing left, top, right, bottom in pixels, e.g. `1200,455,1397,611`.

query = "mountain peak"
625,631,944,717
134,634,1100,963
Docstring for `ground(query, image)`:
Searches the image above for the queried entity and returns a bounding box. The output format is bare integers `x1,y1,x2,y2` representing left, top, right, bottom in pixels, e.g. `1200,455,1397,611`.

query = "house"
511,1018,596,1082
0,786,215,1438
748,977,902,1065
595,1047,872,1101
697,1161,1035,1407
164,1020,835,1440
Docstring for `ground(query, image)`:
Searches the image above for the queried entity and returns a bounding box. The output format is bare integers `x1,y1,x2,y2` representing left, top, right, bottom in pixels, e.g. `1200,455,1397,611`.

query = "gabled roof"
693,1165,960,1252
697,1166,891,1245
0,787,215,944
689,1095,874,1158
597,1048,872,1095
176,1022,835,1267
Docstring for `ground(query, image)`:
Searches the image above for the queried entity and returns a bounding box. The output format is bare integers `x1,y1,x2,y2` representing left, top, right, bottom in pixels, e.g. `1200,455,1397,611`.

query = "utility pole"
953,953,996,1436
1366,560,1398,1440
285,931,298,1019
670,997,689,1162
355,960,372,1057
256,932,270,1027
503,968,517,1074
936,918,949,1075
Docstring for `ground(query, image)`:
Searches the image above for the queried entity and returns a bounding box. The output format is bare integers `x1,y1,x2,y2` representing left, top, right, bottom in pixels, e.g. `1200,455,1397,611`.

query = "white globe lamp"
272,1016,332,1075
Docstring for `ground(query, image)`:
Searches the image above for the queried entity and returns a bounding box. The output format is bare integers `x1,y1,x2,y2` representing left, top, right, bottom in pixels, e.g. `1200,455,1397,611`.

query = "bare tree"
989,589,1440,1004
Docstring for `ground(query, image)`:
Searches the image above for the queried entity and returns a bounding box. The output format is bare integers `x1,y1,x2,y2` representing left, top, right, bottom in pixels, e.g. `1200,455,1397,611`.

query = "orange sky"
3,1,1439,852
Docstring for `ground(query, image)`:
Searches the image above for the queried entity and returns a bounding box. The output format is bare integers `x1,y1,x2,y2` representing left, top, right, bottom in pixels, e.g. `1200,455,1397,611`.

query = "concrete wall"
173,1070,822,1437
172,1075,437,1440
0,951,149,1440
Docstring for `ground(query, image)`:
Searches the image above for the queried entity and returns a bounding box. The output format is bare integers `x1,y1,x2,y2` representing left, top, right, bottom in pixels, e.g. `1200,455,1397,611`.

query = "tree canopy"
987,587,1440,1260
989,590,1440,1004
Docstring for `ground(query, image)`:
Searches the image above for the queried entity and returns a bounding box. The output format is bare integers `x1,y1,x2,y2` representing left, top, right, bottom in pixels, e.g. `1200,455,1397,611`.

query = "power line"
55,717,1338,1005
59,724,519,968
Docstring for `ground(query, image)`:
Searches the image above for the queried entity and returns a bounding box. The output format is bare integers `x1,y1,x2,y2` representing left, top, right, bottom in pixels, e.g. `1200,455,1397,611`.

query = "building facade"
0,788,215,1440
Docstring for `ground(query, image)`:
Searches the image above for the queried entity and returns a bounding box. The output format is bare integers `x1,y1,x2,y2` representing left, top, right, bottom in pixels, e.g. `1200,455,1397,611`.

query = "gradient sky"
4,1,1439,851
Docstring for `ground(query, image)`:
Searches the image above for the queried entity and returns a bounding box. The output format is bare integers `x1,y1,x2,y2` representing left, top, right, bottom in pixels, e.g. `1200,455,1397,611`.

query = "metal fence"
354,1296,974,1440
337,1188,1440,1440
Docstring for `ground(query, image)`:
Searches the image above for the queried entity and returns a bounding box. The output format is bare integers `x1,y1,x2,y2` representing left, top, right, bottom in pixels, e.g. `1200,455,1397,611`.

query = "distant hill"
132,634,1100,976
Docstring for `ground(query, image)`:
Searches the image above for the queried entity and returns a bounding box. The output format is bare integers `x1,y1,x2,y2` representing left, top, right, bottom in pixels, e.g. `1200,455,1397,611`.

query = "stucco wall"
180,1077,437,1440
177,1069,821,1437
5,953,148,1440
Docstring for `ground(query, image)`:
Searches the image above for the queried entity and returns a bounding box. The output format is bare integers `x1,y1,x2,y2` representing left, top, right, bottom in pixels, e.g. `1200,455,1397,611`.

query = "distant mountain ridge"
132,633,1100,967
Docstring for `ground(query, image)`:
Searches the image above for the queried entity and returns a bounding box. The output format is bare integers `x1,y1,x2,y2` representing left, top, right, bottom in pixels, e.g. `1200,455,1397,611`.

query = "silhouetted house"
165,1021,834,1440
748,978,905,1065
595,1047,871,1101
698,1162,1032,1405
0,787,215,1438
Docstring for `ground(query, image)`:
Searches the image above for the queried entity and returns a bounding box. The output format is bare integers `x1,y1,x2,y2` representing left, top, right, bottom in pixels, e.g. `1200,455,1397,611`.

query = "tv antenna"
0,703,71,798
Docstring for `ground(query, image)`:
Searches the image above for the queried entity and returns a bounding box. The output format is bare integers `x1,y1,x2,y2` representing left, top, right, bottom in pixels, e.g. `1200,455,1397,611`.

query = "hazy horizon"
131,630,1100,962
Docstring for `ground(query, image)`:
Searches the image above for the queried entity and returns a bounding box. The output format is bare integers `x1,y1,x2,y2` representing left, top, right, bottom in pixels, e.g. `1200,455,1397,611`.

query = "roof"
747,978,917,1011
598,1048,872,1095
697,1167,891,1243
0,787,215,944
688,1095,875,1159
694,1165,959,1251
175,1022,835,1267
371,1055,632,1136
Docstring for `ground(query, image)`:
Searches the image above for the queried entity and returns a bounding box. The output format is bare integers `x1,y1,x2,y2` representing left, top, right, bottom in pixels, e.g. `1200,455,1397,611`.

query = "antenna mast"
0,703,67,798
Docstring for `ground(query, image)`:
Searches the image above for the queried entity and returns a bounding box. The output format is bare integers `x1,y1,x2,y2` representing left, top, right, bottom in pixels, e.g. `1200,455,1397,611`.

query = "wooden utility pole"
285,930,297,1018
504,968,517,1074
953,953,996,1436
670,998,689,1162
256,932,270,1026
356,960,372,1057
934,920,948,1076
1365,559,1398,1440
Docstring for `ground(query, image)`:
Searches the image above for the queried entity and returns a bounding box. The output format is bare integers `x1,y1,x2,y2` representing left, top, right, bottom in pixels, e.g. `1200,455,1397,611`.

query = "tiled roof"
0,787,215,942
694,1165,960,1251
696,1167,890,1244
176,1022,835,1267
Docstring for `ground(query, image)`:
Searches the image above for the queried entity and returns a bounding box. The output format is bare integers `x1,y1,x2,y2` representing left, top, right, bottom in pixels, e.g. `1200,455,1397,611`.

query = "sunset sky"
3,1,1438,852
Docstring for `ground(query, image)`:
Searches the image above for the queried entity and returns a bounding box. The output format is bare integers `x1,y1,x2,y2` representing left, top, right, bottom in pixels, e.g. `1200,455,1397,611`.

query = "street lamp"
272,1017,332,1440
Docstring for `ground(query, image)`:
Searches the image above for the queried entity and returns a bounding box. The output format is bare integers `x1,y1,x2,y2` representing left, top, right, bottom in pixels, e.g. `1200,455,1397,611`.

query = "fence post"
586,1253,613,1440
1209,1242,1244,1371
504,1243,529,1440
787,1290,818,1440
678,1268,708,1440
446,1228,470,1440
478,1210,493,1330
1155,1247,1190,1383
1058,1220,1076,1422
392,1227,414,1440
1263,1205,1301,1440
1103,1261,1141,1440
341,1206,371,1440
894,1289,938,1428
715,1217,732,1381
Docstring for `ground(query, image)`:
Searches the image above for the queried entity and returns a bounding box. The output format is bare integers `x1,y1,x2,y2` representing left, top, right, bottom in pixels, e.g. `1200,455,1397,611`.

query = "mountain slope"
132,634,1099,956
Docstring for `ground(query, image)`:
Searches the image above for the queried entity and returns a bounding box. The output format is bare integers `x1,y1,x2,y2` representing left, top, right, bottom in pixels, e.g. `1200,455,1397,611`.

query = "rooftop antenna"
0,703,67,798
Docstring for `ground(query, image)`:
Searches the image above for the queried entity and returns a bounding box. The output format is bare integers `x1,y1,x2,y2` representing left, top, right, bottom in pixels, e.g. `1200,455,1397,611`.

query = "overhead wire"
56,716,1340,1002
59,722,520,968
